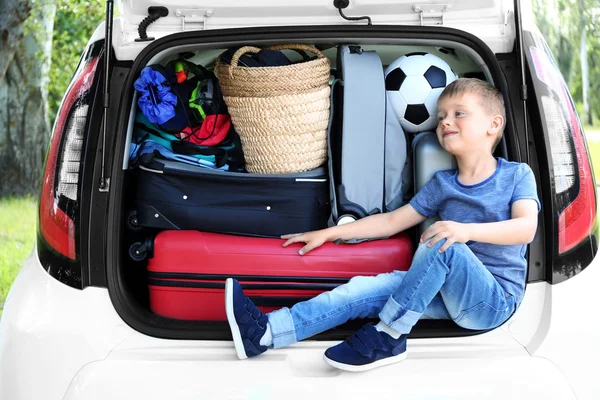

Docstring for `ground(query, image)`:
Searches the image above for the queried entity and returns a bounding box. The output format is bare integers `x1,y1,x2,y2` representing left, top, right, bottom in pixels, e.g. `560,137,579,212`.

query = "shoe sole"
323,351,407,372
225,278,248,360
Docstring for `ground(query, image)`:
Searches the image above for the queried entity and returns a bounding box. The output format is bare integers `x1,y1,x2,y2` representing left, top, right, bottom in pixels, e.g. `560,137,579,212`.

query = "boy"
224,78,540,372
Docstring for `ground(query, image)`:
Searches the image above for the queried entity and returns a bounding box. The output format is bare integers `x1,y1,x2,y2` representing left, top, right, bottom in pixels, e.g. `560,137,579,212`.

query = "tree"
577,0,592,125
48,0,104,126
0,0,55,197
0,0,104,197
533,0,600,126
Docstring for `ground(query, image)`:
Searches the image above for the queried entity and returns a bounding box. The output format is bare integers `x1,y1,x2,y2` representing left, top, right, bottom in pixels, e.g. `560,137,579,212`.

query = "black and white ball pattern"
385,52,457,133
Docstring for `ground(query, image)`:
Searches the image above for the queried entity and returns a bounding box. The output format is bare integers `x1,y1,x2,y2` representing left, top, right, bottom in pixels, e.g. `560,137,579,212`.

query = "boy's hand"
281,230,330,255
420,221,470,252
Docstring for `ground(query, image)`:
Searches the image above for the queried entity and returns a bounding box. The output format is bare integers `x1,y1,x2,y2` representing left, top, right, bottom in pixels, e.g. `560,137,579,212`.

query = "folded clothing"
129,113,245,171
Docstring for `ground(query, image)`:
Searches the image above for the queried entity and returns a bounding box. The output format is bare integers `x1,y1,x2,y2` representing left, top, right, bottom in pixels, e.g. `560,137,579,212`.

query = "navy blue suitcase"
132,158,330,237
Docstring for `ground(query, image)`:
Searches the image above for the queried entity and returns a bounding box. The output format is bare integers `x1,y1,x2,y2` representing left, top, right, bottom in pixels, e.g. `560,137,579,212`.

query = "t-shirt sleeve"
511,164,541,211
409,173,441,217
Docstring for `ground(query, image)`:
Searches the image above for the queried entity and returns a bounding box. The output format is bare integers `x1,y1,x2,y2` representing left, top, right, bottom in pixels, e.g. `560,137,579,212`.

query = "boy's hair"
438,78,506,151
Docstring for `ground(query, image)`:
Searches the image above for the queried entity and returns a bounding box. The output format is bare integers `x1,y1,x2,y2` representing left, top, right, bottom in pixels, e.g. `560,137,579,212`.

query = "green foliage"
0,197,37,308
48,0,105,125
533,0,600,126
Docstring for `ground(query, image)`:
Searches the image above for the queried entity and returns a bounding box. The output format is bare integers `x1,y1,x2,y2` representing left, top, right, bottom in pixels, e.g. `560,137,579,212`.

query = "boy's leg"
323,240,516,371
379,239,516,333
227,270,448,358
268,270,406,348
225,242,466,360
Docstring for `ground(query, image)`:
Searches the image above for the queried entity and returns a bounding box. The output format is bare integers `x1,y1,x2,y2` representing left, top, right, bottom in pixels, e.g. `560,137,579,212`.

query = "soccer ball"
385,53,457,133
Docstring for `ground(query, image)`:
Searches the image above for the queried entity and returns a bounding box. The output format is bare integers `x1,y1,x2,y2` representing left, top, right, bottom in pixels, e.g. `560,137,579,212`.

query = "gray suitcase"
412,131,457,235
329,45,410,227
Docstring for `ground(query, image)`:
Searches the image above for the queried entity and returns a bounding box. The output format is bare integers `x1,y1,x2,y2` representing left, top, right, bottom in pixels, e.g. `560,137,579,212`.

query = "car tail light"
38,43,101,286
555,87,596,254
533,48,597,254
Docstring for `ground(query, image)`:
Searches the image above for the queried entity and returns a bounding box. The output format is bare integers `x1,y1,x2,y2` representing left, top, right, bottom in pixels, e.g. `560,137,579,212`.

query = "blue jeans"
267,240,517,348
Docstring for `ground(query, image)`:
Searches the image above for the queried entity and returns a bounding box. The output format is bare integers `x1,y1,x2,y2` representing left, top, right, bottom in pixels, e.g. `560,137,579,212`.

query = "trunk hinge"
413,4,451,26
175,9,213,31
99,0,115,192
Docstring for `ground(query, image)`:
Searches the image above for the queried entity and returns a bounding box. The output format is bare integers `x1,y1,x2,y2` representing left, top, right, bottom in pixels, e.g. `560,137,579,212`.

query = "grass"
0,196,37,313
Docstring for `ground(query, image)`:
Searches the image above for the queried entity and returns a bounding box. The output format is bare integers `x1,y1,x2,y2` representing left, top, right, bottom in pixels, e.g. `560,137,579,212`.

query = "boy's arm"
421,199,539,252
465,199,539,244
282,204,427,255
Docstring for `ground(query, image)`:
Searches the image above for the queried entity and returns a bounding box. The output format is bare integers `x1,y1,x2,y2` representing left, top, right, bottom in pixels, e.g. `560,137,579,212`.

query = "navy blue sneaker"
225,278,269,359
323,323,407,371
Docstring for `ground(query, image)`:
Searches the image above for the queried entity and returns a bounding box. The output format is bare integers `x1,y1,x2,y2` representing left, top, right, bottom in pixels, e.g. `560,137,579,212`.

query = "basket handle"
229,46,264,69
229,44,326,70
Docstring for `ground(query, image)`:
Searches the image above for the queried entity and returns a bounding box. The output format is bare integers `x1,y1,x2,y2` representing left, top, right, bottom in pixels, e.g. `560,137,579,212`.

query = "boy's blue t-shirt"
409,158,540,304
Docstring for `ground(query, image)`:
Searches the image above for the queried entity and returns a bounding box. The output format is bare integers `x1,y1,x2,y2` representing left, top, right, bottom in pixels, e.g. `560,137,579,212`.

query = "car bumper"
0,248,590,400
0,249,133,400
58,332,577,400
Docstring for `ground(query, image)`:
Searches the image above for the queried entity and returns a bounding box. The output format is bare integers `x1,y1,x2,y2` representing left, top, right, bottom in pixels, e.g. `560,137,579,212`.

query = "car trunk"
103,23,523,341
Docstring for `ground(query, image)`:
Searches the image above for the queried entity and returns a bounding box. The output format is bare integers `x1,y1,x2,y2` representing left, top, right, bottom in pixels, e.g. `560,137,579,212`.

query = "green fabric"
189,82,207,119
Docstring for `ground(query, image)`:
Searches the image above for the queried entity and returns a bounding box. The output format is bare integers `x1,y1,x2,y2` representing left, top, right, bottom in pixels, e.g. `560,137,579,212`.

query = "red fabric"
175,70,187,83
147,230,413,321
179,114,231,146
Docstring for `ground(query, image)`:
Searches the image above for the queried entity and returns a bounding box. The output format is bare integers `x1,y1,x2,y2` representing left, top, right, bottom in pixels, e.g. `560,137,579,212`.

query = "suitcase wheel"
129,242,147,262
126,209,143,232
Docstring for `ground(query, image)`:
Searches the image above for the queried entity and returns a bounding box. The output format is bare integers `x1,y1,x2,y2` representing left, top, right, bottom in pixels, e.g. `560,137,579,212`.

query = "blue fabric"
129,112,233,171
267,240,517,348
264,158,534,349
219,47,292,67
226,279,268,358
129,141,228,170
252,50,293,67
379,240,516,333
323,323,406,369
134,67,177,125
409,158,540,304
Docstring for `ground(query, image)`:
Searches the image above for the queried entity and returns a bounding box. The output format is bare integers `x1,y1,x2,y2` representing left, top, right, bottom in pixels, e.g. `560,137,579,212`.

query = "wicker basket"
215,44,330,174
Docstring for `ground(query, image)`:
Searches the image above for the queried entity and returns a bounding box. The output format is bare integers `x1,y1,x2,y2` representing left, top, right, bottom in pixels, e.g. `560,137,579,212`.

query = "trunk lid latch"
413,4,451,26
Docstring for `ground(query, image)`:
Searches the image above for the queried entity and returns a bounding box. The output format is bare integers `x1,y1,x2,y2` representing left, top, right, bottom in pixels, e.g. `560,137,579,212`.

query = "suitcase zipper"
148,272,350,284
148,279,341,291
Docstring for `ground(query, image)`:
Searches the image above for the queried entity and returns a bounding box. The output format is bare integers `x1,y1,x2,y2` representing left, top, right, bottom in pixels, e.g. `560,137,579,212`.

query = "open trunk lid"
115,0,516,53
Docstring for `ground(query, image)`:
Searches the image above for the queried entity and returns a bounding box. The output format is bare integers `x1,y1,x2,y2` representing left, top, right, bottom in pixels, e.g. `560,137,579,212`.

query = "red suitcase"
147,230,413,321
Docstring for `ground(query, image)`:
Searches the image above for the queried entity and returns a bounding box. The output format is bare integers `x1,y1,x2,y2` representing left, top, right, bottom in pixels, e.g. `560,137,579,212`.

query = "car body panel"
2,2,598,399
0,250,132,400
527,255,600,400
115,0,514,38
61,339,574,400
103,0,516,60
3,248,595,399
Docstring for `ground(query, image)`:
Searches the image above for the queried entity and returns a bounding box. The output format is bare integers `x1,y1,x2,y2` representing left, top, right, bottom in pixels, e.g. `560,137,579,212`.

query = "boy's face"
435,93,503,157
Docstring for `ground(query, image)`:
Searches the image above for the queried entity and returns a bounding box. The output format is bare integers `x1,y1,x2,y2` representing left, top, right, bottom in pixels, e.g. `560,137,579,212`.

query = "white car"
1,0,598,399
